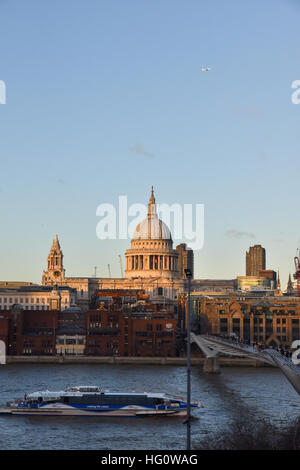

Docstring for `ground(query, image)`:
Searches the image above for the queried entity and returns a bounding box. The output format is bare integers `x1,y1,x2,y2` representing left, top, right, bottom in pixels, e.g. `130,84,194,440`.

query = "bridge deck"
192,335,300,395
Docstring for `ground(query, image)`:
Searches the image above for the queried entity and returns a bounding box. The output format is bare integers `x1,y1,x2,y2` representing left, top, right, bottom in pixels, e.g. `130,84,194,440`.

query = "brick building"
86,309,125,356
180,293,300,348
86,289,177,357
130,312,176,357
0,289,177,357
0,305,59,356
0,314,9,348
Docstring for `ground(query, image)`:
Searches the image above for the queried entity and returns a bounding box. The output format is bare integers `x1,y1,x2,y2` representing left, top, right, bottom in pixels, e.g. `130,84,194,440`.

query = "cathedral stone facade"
125,187,179,279
41,188,189,310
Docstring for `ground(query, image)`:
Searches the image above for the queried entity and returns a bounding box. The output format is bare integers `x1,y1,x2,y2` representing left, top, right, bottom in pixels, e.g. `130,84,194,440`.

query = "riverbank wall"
4,356,272,367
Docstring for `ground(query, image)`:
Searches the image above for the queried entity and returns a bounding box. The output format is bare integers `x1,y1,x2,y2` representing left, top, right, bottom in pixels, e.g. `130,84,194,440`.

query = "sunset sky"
0,0,300,286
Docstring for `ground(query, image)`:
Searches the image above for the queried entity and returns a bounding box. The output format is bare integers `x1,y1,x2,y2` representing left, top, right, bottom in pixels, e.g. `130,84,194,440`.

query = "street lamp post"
185,268,192,450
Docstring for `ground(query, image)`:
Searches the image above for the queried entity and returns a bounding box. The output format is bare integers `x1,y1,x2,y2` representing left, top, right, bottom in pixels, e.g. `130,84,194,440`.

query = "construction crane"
108,264,111,278
294,249,300,296
119,255,124,278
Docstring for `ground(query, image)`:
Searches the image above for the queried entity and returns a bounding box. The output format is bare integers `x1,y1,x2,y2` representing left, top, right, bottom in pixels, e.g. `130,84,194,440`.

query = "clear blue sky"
0,0,300,286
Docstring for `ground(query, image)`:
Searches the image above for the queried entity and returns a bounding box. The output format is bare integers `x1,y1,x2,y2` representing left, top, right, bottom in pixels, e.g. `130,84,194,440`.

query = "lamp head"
184,268,192,279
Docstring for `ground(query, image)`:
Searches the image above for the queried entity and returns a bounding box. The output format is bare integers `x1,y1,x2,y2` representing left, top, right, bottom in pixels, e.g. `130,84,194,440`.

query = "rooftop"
0,285,76,293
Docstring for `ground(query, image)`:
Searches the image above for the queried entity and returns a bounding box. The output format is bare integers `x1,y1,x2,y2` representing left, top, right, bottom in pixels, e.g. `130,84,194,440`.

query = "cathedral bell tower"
42,235,65,286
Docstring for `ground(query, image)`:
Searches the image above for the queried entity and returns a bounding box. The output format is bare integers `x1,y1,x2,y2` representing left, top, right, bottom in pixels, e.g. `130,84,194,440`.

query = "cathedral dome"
125,187,179,280
133,217,171,240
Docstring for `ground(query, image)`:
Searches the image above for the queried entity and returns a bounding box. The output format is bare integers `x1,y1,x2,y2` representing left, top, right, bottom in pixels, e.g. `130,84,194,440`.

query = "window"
66,339,76,345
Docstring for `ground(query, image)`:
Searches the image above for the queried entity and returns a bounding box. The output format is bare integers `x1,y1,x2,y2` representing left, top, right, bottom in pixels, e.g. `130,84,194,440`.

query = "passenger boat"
1,386,202,417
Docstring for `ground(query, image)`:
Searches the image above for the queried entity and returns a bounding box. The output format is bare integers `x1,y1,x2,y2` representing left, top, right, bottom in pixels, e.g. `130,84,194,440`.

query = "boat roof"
27,389,169,399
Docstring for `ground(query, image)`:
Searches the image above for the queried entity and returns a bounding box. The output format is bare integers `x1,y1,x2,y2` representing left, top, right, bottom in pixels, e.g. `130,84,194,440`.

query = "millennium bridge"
192,334,300,396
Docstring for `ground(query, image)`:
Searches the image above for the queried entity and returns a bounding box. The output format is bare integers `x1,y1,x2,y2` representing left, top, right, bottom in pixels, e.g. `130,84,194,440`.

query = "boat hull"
0,406,188,417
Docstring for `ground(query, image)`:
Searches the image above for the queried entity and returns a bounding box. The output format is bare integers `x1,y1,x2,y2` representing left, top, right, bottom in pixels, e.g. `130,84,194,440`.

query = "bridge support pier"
203,356,220,374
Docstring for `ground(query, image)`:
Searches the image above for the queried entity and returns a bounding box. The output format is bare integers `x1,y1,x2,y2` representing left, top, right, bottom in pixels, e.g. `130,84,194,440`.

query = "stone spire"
287,273,294,294
147,186,157,218
275,270,282,296
149,186,155,204
52,234,61,250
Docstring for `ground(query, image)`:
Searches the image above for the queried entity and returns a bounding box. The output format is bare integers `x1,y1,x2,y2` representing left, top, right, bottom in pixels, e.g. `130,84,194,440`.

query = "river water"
0,364,300,450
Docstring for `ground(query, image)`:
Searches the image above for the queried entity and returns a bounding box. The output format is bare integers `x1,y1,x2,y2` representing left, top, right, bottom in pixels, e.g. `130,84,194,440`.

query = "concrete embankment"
4,356,272,367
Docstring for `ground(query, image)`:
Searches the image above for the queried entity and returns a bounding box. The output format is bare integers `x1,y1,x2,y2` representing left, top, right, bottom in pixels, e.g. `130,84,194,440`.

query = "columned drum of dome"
125,188,179,279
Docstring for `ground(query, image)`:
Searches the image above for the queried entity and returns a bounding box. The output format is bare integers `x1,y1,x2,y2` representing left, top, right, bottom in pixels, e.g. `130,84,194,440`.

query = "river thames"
0,364,300,450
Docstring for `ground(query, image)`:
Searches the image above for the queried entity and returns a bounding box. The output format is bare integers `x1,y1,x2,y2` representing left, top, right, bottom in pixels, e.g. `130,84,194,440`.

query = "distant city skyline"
0,0,300,287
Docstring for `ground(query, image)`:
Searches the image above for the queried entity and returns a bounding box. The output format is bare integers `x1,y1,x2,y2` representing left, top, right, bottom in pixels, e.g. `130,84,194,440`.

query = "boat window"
43,396,57,402
69,395,101,405
65,394,165,407
101,395,153,406
153,398,164,405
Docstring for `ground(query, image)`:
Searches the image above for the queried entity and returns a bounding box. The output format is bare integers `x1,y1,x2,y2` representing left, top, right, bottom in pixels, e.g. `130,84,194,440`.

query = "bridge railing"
262,349,300,376
195,334,300,395
200,335,276,365
202,334,300,372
